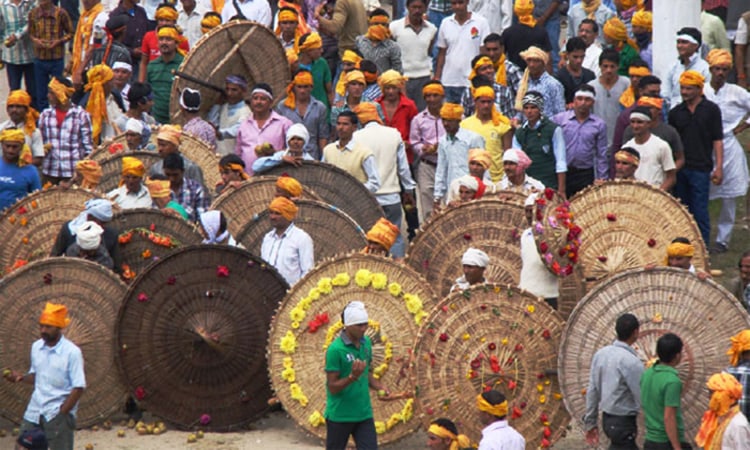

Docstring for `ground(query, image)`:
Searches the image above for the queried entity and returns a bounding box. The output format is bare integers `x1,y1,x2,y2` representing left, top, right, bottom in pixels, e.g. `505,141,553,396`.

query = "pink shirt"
409,108,445,165
235,111,293,175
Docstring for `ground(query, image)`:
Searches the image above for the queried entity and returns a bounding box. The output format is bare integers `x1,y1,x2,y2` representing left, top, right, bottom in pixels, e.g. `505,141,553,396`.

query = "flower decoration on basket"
533,188,582,277
118,228,180,248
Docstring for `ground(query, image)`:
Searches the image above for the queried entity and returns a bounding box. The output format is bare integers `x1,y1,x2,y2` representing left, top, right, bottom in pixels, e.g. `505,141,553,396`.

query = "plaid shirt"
728,361,750,419
183,117,217,150
28,4,72,60
460,82,516,120
173,177,210,222
0,0,34,64
40,105,93,178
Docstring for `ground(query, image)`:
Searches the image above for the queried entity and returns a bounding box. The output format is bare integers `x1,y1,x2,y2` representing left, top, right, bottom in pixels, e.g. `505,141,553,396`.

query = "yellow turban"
201,13,222,34
145,178,172,198
378,69,405,90
342,49,363,65
269,196,299,221
469,148,491,169
427,424,471,450
286,48,298,65
515,47,550,110
727,330,750,366
84,64,114,143
48,78,75,105
284,71,314,110
469,56,494,81
679,70,705,89
335,52,363,96
354,102,383,125
76,160,103,189
422,83,445,97
278,9,298,22
299,32,322,52
157,124,182,146
39,302,71,328
604,17,638,51
520,46,549,65
440,103,464,120
620,0,637,8
157,26,181,41
7,90,38,135
276,175,303,197
473,86,509,126
631,11,652,31
155,5,179,21
629,66,651,77
666,242,694,258
637,96,664,111
473,85,495,100
0,128,25,143
514,0,536,28
365,217,400,251
614,150,640,167
219,162,249,180
707,49,733,68
366,13,391,41
345,70,366,86
476,393,508,417
695,373,743,449
121,156,146,178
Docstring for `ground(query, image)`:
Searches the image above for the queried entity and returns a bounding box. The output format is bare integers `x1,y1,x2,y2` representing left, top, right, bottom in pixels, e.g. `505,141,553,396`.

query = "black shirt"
501,24,552,70
667,96,723,172
555,66,596,104
51,221,123,274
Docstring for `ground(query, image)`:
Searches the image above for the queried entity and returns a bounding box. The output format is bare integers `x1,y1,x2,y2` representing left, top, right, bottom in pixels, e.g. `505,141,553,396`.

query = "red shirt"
377,93,418,163
140,30,190,61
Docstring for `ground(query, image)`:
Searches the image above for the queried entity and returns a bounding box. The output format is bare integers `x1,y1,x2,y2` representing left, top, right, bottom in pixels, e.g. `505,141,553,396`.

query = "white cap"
125,118,144,134
76,221,104,250
343,301,368,326
461,248,489,268
112,61,133,72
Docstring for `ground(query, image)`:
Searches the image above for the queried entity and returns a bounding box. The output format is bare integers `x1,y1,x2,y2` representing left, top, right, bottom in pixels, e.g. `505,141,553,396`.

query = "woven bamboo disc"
90,128,157,161
495,189,531,206
0,187,108,275
267,253,438,445
97,150,163,194
116,245,289,430
112,208,203,279
169,21,291,123
405,199,526,298
532,188,583,278
556,265,587,320
262,161,384,230
210,176,321,238
568,180,709,285
559,267,750,446
0,258,128,428
412,284,569,449
236,198,368,261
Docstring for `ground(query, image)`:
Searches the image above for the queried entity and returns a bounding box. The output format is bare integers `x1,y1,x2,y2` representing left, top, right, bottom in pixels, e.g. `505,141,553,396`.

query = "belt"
420,158,437,167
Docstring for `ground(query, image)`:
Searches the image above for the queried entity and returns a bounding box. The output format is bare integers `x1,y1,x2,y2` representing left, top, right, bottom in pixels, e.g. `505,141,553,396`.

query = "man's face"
615,159,637,179
221,168,243,185
407,0,425,23
158,36,177,55
426,432,451,450
163,168,183,188
679,84,701,103
450,0,467,15
640,83,660,98
468,160,484,178
630,74,642,91
157,18,175,27
180,0,196,11
424,92,444,110
632,25,649,35
629,117,650,136
477,63,495,80
578,23,597,46
503,161,519,177
157,139,178,157
483,41,503,63
668,255,692,270
474,96,494,117
567,49,585,70
250,92,272,115
125,131,142,150
1,141,22,162
740,256,750,286
458,185,476,202
344,322,368,341
336,117,356,140
710,64,731,86
269,209,291,230
40,324,61,344
288,136,305,152
573,94,594,115
347,81,365,98
123,174,142,193
523,103,541,122
462,264,485,284
383,85,400,101
526,57,545,77
342,61,357,72
113,68,131,88
676,38,698,59
600,60,618,79
293,83,312,103
7,104,27,124
279,19,297,36
225,83,245,104
442,118,460,135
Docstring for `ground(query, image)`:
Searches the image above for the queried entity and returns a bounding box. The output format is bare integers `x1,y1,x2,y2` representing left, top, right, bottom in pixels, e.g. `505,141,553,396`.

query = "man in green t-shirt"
640,333,691,450
325,301,390,450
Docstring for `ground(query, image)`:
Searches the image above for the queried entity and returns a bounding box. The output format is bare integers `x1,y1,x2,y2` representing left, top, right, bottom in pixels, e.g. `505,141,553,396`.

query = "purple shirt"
235,111,293,175
183,116,217,150
552,110,609,180
409,108,445,165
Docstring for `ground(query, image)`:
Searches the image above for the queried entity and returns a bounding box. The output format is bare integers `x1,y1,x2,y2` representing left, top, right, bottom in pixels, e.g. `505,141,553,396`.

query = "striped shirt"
0,0,34,64
28,4,73,60
173,177,210,222
40,105,93,178
728,361,750,420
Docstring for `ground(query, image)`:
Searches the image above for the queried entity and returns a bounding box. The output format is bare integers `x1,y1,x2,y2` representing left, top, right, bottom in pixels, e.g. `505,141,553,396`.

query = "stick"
171,70,226,94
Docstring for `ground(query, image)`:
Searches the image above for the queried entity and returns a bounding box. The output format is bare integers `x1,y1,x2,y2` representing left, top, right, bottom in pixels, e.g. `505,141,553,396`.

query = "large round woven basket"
267,253,437,445
559,267,750,446
97,150,164,194
532,188,582,278
405,199,526,298
569,180,709,284
112,208,203,279
236,198,368,262
262,161,384,230
412,284,569,449
495,189,532,207
116,245,289,430
169,20,291,123
0,258,128,428
0,187,108,275
210,176,321,238
91,128,157,161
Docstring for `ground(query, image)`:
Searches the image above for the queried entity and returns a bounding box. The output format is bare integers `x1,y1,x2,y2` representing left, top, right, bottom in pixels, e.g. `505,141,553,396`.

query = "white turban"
200,210,230,244
286,123,310,147
69,198,113,234
76,221,104,250
456,175,479,191
343,301,369,326
112,61,133,72
125,118,144,134
462,248,489,268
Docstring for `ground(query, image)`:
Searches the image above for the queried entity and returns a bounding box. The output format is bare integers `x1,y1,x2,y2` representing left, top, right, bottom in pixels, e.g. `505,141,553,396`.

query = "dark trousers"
34,58,64,111
566,166,595,199
405,76,430,112
674,168,710,245
6,62,35,103
22,412,76,450
643,441,692,450
326,418,377,450
602,412,638,450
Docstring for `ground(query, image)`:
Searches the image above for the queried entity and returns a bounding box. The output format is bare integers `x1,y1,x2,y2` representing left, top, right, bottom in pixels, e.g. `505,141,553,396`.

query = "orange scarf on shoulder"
71,2,104,77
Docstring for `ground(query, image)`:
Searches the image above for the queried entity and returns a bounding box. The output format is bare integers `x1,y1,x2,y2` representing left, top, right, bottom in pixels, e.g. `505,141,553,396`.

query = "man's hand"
5,34,17,47
350,359,366,379
585,428,599,446
711,167,723,185
282,155,303,167
422,143,437,155
3,369,23,383
402,191,415,207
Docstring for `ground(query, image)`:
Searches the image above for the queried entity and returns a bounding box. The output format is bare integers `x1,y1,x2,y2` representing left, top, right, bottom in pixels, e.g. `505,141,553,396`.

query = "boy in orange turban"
695,372,749,449
261,196,314,285
363,217,400,256
3,91,42,166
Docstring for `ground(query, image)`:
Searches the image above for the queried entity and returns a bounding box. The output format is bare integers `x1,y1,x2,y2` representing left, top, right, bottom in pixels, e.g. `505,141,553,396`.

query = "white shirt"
496,174,545,192
107,184,153,209
477,420,526,450
583,42,602,77
662,52,711,110
437,13,491,87
736,18,748,45
260,223,314,286
221,0,272,27
389,18,437,79
721,412,750,449
625,134,675,188
177,6,207,47
519,228,559,298
0,120,43,157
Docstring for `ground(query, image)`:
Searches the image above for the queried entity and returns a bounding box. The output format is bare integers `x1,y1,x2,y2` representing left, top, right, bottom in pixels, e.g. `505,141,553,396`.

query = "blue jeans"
545,16,561,70
6,62,35,102
34,58,64,111
392,0,405,20
443,86,465,104
382,202,405,258
326,418,377,450
674,168,711,245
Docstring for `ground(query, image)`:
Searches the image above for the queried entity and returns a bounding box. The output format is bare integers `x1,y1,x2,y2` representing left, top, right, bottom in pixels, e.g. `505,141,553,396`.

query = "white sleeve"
737,19,748,45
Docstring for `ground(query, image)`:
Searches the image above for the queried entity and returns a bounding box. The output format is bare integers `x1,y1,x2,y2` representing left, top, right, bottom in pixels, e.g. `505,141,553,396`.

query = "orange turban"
366,13,390,41
422,83,445,97
48,77,75,105
76,160,103,189
155,5,178,21
514,0,536,28
604,17,628,43
269,196,298,221
284,71,314,110
278,8,298,23
201,13,221,34
631,11,652,31
7,90,38,135
679,70,705,89
121,156,146,178
727,330,750,366
276,175,303,197
472,86,509,126
361,66,378,84
298,32,322,52
637,96,663,110
145,178,172,198
427,424,471,450
366,217,400,250
469,56,494,81
707,49,733,68
39,302,71,328
354,102,383,125
157,124,182,146
342,49,363,65
695,372,743,449
345,70,366,86
469,148,492,169
84,64,114,143
0,128,25,143
476,393,508,417
666,242,694,258
219,162,249,180
440,103,464,120
378,69,405,89
628,66,650,77
157,25,181,41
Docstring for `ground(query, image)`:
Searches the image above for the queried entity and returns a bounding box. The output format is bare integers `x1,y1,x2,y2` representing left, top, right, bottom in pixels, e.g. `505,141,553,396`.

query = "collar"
41,335,67,353
682,52,700,66
125,184,149,197
340,329,366,346
612,340,638,356
363,121,380,129
652,362,679,374
404,16,425,31
273,222,295,237
483,419,510,433
337,140,355,151
421,109,440,119
522,119,543,129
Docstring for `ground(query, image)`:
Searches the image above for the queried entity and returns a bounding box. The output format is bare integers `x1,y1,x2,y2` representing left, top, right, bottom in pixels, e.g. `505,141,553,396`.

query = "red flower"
166,276,177,285
463,233,472,241
537,372,545,379
519,401,527,408
539,412,549,423
508,380,517,390
542,329,551,340
470,358,481,369
425,407,434,415
134,386,146,400
488,342,496,351
489,355,500,373
439,333,449,342
307,312,330,333
514,343,523,352
606,213,617,221
647,238,657,247
137,293,149,303
543,426,552,438
539,242,549,253
17,206,27,214
199,414,211,425
149,223,156,232
43,273,52,285
217,265,230,277
541,438,551,448
544,188,555,200
597,255,607,263
511,406,523,419
563,264,574,276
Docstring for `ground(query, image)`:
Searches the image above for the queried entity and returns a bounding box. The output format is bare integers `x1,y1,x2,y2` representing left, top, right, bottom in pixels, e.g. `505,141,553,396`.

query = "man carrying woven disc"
260,196,314,286
451,248,490,292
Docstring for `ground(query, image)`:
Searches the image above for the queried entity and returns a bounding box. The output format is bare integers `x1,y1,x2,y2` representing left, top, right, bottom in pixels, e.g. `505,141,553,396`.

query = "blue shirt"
252,149,315,174
0,159,41,211
434,128,485,200
275,97,331,160
525,72,566,118
24,335,86,422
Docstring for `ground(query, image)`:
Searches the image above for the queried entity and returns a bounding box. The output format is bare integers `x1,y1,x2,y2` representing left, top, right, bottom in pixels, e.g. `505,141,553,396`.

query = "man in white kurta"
207,75,252,156
703,49,750,253
260,197,314,286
